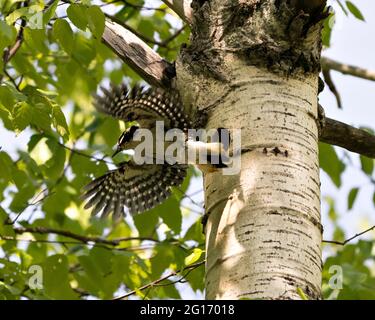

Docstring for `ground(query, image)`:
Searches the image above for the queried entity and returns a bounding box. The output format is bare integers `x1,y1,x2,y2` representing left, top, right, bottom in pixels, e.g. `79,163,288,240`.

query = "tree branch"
113,260,204,300
3,3,28,63
13,226,160,246
1,1,28,84
9,188,52,224
323,225,375,246
104,14,185,48
161,0,193,24
320,118,375,159
321,57,375,82
56,142,114,165
0,235,156,252
102,19,176,89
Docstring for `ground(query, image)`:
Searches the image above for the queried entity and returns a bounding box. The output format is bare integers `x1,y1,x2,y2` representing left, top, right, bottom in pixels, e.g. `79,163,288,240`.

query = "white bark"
176,0,326,300
102,20,175,88
177,55,322,299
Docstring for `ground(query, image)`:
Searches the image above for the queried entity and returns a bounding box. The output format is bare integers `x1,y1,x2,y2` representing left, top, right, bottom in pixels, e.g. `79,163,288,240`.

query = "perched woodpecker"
81,84,229,219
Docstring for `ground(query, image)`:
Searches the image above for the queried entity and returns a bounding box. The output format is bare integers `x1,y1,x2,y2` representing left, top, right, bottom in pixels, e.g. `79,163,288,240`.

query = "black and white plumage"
94,84,193,131
82,84,228,219
81,162,187,217
82,84,193,219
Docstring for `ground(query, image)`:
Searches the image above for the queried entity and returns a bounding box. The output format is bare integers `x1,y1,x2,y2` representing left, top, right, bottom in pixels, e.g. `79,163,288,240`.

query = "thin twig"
113,261,205,300
0,235,157,252
9,188,54,224
1,1,29,84
57,142,115,165
13,226,161,246
323,225,375,246
175,187,203,209
3,3,28,63
3,69,20,90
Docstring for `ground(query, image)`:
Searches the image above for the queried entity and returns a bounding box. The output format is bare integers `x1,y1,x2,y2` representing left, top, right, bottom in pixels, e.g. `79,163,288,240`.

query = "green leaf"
357,240,373,259
0,206,14,236
319,143,345,188
44,139,66,179
96,118,121,147
43,255,79,299
341,263,368,287
9,182,35,212
348,187,359,211
23,28,48,55
12,102,33,133
360,155,374,176
0,151,13,182
152,279,181,299
185,259,205,292
67,4,88,31
0,21,17,49
72,34,96,67
27,134,44,152
322,13,334,47
133,209,159,238
184,220,204,243
185,248,204,266
138,19,155,39
77,255,104,292
87,6,105,39
42,182,72,215
346,1,365,21
150,244,175,279
333,226,345,243
31,103,52,132
156,197,182,234
43,0,59,25
326,197,338,222
53,19,74,54
52,105,70,141
6,7,30,25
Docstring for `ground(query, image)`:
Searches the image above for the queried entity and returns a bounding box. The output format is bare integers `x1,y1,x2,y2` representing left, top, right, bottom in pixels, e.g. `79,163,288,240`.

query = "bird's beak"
112,147,121,158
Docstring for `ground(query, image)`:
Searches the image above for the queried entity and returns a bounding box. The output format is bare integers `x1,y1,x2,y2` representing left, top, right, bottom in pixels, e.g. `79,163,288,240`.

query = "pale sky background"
0,0,374,299
318,0,375,241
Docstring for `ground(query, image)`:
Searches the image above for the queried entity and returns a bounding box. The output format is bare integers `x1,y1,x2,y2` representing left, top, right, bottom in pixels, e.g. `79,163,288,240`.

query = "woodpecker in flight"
81,84,229,219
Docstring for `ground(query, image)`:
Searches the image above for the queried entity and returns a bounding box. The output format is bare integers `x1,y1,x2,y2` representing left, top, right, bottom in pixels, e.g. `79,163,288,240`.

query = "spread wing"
81,162,187,219
94,84,192,130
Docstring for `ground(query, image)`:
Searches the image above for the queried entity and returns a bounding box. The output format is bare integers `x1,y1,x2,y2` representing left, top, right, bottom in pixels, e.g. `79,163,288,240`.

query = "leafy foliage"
323,241,375,299
322,0,366,48
0,0,200,300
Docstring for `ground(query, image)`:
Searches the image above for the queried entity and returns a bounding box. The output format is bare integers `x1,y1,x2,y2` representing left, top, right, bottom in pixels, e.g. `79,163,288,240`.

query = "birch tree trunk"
176,0,327,300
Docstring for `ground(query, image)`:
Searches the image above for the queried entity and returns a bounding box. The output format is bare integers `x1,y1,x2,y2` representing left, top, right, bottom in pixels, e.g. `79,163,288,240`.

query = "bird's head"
112,125,140,157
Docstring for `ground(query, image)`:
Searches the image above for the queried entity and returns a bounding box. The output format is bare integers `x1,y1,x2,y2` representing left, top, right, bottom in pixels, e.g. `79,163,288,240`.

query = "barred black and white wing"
94,84,192,130
81,162,187,219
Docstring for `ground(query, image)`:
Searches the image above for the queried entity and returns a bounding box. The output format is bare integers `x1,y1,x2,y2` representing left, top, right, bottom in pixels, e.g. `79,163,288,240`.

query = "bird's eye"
127,112,136,121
